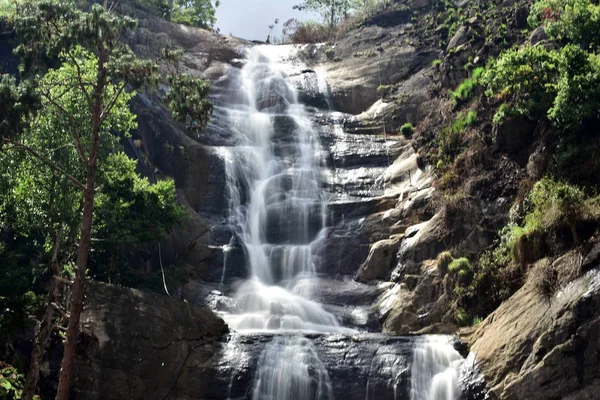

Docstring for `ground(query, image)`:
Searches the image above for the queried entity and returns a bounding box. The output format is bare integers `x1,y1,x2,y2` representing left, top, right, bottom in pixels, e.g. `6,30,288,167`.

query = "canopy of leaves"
294,0,361,26
529,0,600,50
171,0,219,28
165,72,212,133
0,74,39,143
483,44,561,122
94,152,186,249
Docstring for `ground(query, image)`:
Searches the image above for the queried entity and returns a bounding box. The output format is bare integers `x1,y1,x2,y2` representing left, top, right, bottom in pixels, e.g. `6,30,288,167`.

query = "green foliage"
324,47,335,60
448,257,472,276
294,0,360,27
400,122,415,138
377,84,391,97
282,19,335,43
456,179,599,319
92,153,186,282
0,75,39,143
454,307,470,327
529,0,600,49
549,45,600,131
483,45,561,122
170,0,219,28
523,178,596,239
1,363,27,400
435,111,477,166
0,240,46,341
165,73,213,133
431,59,442,67
449,67,485,105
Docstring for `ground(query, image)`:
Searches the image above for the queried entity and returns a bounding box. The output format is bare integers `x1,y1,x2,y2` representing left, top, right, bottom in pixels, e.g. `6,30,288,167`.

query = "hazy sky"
216,0,317,41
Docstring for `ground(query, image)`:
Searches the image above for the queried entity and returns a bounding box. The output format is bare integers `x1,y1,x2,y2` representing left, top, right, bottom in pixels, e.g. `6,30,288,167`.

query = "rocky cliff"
68,282,227,400
58,0,600,398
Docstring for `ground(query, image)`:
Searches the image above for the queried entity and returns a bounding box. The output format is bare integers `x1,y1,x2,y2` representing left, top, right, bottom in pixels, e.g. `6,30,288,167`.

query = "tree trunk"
22,233,62,400
55,59,105,398
330,0,336,28
54,163,97,400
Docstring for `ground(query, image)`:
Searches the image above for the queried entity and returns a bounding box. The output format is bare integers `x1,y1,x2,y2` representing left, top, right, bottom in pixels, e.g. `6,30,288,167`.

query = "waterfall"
410,337,465,400
210,45,472,400
221,46,346,333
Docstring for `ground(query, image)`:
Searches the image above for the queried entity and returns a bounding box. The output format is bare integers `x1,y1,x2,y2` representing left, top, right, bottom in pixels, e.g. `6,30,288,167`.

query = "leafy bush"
529,0,600,49
377,84,392,98
400,122,415,138
435,111,478,166
451,179,599,320
449,67,485,105
549,45,600,131
448,257,473,276
483,45,561,122
324,47,335,60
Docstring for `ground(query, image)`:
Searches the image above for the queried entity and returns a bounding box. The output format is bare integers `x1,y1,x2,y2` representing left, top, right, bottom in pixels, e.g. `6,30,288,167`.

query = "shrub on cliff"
483,45,561,123
529,0,600,50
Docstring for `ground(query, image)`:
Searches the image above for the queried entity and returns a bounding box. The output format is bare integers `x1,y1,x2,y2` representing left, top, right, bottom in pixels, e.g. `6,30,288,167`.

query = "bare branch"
99,82,125,124
66,50,94,111
52,276,74,286
3,139,86,191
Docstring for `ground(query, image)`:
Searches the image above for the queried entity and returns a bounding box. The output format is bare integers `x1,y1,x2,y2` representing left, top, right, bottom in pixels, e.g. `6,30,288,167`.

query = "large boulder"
355,235,403,282
71,281,228,400
378,260,456,334
467,250,600,399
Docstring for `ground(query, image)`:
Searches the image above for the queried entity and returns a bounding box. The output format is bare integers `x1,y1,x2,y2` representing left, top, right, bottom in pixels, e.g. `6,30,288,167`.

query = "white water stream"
218,45,465,400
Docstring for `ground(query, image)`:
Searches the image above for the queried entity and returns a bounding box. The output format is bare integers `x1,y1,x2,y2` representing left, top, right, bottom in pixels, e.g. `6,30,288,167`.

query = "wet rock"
355,236,403,282
70,281,228,400
205,333,423,400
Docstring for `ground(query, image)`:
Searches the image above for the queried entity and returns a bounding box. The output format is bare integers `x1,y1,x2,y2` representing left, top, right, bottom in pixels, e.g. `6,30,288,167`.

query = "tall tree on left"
0,1,212,399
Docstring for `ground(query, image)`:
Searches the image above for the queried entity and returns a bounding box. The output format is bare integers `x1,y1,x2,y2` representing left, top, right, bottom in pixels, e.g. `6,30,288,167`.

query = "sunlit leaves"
529,0,600,50
164,73,212,133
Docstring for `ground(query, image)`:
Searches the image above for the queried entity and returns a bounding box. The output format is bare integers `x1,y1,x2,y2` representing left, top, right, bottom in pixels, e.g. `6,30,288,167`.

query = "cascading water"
221,46,346,333
205,45,479,400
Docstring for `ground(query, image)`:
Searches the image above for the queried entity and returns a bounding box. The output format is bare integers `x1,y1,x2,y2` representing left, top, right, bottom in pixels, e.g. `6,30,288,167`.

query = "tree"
170,0,220,28
529,0,600,50
1,47,136,400
293,0,360,27
92,153,186,284
1,1,213,398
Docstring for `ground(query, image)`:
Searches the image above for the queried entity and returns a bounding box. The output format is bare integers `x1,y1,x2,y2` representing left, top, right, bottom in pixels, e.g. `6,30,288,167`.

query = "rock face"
378,260,456,335
71,282,228,400
467,251,600,400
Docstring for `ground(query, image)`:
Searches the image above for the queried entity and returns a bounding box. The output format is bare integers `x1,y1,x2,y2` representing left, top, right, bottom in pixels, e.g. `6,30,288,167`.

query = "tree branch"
66,50,94,111
40,91,89,165
3,139,86,191
99,82,125,124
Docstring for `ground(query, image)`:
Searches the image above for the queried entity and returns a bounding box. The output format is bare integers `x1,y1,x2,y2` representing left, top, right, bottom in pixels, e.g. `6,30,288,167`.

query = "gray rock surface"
71,281,228,400
467,250,600,400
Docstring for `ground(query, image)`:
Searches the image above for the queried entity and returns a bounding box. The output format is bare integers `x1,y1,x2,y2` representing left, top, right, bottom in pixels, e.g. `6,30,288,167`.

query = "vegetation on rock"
0,0,212,398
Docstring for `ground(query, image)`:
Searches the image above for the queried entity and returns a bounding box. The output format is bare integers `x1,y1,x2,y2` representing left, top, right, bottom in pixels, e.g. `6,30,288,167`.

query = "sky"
215,0,317,41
